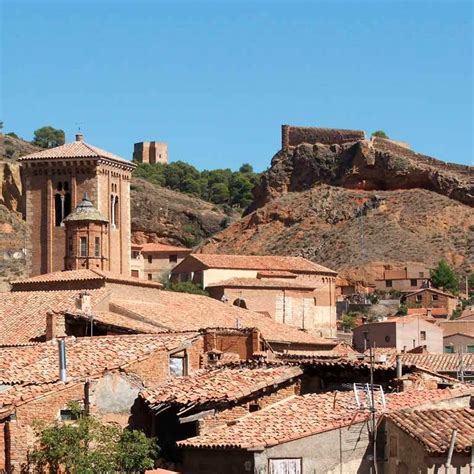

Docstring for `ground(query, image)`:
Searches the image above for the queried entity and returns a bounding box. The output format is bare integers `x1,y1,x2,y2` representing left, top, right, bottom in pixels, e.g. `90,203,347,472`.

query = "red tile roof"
10,269,163,289
180,254,336,274
0,333,199,386
257,271,298,278
138,243,192,254
0,288,110,344
179,387,472,450
393,353,474,373
17,139,134,168
206,278,316,290
386,409,474,454
407,308,448,318
405,288,457,299
111,293,332,346
141,365,303,410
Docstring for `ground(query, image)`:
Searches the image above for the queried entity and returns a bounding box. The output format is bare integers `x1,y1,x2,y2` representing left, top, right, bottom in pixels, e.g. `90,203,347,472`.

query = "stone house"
171,254,337,338
178,387,472,474
383,409,474,473
374,263,431,292
0,333,203,471
130,242,192,281
404,287,459,317
352,317,444,353
440,320,474,354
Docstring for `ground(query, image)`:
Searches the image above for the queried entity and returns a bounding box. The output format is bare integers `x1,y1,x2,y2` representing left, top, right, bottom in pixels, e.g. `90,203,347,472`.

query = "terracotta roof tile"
407,308,448,318
139,243,192,254
405,288,457,299
17,140,134,167
206,278,316,290
257,271,298,278
179,387,472,450
392,353,474,373
141,366,303,409
386,409,474,454
183,254,336,274
0,288,110,344
111,293,332,346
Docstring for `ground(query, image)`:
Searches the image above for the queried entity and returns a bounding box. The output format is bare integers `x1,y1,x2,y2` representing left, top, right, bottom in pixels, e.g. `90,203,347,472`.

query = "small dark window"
445,345,455,353
169,254,178,263
416,294,422,302
432,294,439,301
386,280,393,288
114,197,119,228
385,335,390,342
467,345,474,353
95,237,100,257
248,402,260,413
148,255,153,264
410,279,417,287
148,273,153,281
420,331,426,341
80,237,87,257
60,409,79,421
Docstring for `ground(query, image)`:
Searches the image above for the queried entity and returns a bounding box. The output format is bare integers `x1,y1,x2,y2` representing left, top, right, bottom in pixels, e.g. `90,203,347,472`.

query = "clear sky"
1,0,472,170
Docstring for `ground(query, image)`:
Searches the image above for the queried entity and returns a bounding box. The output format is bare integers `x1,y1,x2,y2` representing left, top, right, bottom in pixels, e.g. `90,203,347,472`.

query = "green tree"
209,182,230,204
430,260,459,294
32,126,65,148
468,273,474,296
341,312,358,331
239,163,254,174
371,130,389,139
164,280,209,296
30,405,157,473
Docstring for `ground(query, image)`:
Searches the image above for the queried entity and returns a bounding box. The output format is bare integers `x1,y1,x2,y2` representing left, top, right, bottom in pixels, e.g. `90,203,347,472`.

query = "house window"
148,273,153,281
269,459,301,474
419,272,424,278
416,294,422,302
467,345,474,353
410,279,417,287
148,255,153,264
80,237,87,257
420,331,426,341
132,251,139,259
60,408,80,421
386,280,393,288
385,335,390,342
169,352,187,377
169,254,178,263
94,237,100,257
445,345,455,353
432,294,439,301
131,270,139,278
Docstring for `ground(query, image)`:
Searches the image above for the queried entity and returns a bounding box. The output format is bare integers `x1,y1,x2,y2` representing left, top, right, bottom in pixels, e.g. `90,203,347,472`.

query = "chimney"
78,291,92,313
46,312,66,341
75,133,84,142
396,354,402,379
426,308,432,318
58,338,67,382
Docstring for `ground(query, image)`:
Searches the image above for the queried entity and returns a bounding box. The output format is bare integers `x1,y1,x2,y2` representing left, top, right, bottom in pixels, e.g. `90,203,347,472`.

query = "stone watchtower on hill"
132,141,168,164
63,193,109,271
18,133,135,276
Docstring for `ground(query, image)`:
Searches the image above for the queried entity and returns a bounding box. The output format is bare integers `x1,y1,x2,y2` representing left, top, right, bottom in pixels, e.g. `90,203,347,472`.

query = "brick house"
383,409,474,473
374,263,431,292
130,242,192,281
171,254,337,337
18,133,135,276
352,317,444,353
178,388,472,474
0,333,203,471
404,288,459,317
440,320,474,354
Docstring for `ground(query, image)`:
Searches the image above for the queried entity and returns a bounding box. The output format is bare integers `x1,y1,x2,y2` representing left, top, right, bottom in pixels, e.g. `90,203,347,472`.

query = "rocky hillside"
202,128,474,280
131,179,236,247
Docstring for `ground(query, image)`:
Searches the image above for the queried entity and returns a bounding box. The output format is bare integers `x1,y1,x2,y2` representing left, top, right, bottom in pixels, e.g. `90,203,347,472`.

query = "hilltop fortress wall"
281,125,472,176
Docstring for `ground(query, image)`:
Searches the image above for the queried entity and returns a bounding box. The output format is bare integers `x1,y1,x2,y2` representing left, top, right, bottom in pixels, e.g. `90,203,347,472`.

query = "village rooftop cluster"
0,130,472,473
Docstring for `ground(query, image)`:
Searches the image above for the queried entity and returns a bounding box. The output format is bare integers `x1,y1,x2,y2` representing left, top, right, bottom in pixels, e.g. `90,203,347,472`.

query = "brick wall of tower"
133,142,168,164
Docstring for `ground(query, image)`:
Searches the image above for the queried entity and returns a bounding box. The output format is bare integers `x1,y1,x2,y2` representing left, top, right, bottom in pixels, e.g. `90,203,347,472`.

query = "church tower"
18,133,135,276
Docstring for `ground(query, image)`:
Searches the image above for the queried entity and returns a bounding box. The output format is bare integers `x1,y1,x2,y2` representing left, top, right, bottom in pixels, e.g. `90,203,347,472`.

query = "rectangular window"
169,254,178,263
131,270,139,278
420,331,426,341
467,345,474,353
386,280,393,288
95,237,100,257
269,459,302,474
60,409,80,421
410,279,417,287
148,273,153,281
80,237,87,257
416,294,422,302
445,345,455,353
169,352,187,377
148,255,153,264
432,294,439,301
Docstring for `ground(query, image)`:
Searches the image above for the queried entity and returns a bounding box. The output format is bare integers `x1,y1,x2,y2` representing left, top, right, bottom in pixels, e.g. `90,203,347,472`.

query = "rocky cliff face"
203,129,474,279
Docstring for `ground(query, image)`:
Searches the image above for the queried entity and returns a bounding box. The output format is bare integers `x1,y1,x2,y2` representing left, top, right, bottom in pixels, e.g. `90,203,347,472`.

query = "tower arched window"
54,181,71,226
114,196,119,228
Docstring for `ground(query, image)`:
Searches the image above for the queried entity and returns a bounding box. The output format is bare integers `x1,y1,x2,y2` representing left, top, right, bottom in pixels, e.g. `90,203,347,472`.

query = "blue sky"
1,1,472,170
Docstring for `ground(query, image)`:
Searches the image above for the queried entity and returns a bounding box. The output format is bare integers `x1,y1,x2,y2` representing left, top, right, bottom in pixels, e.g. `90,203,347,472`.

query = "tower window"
95,237,100,257
114,197,119,228
80,237,88,257
54,181,71,226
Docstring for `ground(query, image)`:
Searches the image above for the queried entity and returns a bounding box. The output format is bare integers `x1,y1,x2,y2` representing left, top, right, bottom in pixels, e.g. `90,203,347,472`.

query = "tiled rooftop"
179,387,472,450
386,409,474,454
206,278,317,290
111,293,332,346
138,243,192,253
393,353,474,373
18,139,133,167
405,287,456,298
181,254,337,274
10,269,163,289
257,271,298,278
141,365,303,409
0,288,110,344
0,333,199,385
407,308,448,318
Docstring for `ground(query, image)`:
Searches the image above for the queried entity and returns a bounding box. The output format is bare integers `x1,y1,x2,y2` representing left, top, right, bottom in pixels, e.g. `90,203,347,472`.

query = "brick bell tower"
63,193,108,270
18,133,135,276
